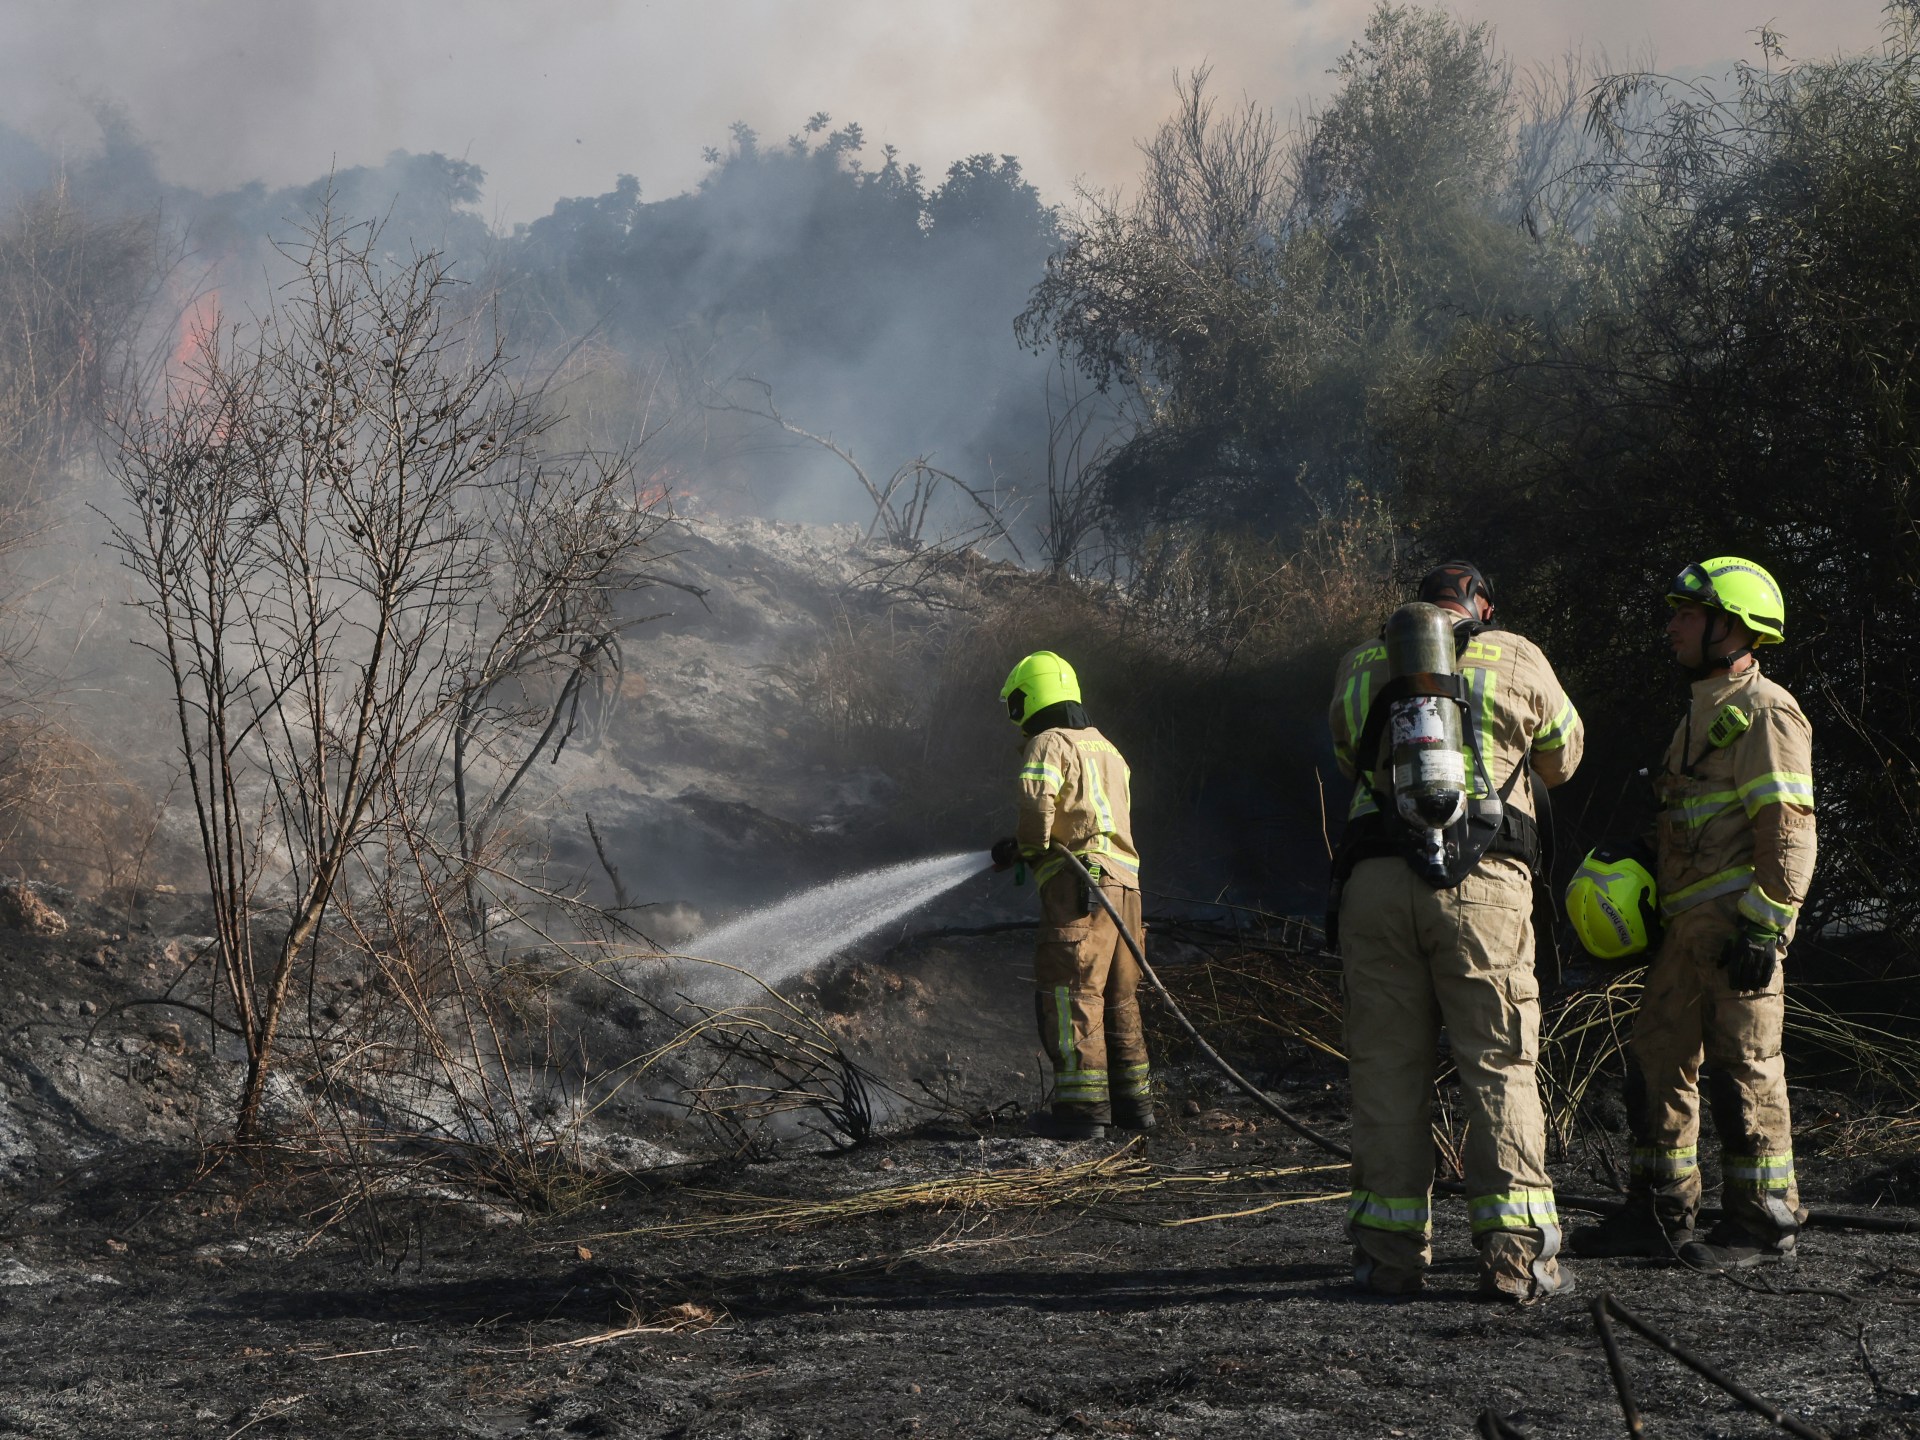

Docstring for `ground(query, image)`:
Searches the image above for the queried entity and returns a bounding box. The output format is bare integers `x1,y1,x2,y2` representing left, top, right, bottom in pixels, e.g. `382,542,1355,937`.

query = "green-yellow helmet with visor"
1665,556,1785,645
1566,841,1660,961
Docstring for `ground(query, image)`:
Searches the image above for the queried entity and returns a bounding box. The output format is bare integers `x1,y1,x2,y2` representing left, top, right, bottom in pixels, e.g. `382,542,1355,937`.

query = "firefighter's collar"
1690,662,1760,705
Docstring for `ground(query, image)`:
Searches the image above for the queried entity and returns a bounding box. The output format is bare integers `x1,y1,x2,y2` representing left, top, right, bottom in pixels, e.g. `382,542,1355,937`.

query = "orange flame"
168,291,222,398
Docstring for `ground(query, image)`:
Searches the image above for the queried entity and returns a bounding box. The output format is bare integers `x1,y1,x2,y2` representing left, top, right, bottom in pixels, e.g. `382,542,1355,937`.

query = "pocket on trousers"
1498,969,1542,1060
1038,921,1092,947
1456,869,1532,975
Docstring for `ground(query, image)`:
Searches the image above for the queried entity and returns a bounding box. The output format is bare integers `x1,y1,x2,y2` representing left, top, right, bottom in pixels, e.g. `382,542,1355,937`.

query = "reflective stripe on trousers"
1467,1188,1561,1237
1112,1061,1150,1102
1050,983,1110,1104
1348,1190,1431,1235
1631,1145,1699,1180
1724,1152,1795,1192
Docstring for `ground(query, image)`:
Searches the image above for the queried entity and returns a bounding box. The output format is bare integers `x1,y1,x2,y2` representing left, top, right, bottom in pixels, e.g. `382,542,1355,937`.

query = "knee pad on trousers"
1704,1067,1756,1154
1623,1062,1652,1141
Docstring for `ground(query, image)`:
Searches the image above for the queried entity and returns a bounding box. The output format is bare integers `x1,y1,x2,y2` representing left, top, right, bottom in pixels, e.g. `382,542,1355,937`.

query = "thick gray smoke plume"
0,2,1881,225
0,1,1883,531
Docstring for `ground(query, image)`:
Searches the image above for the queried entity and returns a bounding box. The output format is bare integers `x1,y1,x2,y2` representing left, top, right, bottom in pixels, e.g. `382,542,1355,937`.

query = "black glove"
990,837,1021,872
1719,924,1780,994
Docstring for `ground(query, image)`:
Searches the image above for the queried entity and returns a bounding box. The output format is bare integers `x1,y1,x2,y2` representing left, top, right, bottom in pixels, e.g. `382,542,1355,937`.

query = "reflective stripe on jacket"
1328,627,1584,822
1655,665,1816,930
1014,726,1140,889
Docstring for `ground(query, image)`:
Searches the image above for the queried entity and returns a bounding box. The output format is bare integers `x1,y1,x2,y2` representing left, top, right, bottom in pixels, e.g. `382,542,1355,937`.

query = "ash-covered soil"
5,877,1920,1440
9,512,1920,1437
7,1093,1920,1440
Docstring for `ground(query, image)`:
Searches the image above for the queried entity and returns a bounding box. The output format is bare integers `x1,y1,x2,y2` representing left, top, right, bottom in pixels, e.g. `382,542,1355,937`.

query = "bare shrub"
0,183,161,887
769,603,931,756
675,991,882,1153
108,202,670,1142
0,719,159,890
760,502,1398,895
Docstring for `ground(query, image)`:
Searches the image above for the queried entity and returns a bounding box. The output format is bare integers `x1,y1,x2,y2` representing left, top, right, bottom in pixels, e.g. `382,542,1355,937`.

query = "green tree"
1020,5,1545,538
1399,16,1920,944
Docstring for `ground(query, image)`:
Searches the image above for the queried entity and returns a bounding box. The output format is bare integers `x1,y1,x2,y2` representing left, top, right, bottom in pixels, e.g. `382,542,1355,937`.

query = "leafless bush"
769,603,933,757
108,202,670,1141
1124,507,1399,666
760,496,1399,858
707,376,1025,556
0,183,162,886
1138,66,1288,259
0,719,160,890
1038,361,1126,577
0,183,156,476
675,992,882,1153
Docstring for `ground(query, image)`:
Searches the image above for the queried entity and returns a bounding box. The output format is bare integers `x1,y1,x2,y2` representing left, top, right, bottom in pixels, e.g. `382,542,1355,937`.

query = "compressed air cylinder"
1383,602,1467,880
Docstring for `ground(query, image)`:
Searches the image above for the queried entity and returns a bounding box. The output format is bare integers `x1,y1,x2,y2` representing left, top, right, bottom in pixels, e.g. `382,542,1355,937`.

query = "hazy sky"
0,0,1892,224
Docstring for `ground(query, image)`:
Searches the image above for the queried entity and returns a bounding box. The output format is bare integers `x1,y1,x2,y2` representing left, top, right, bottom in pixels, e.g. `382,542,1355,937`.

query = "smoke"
0,0,1892,889
0,1,1884,229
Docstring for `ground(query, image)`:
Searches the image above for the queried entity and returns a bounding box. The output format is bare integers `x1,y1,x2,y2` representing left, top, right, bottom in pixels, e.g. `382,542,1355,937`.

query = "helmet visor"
1666,562,1720,609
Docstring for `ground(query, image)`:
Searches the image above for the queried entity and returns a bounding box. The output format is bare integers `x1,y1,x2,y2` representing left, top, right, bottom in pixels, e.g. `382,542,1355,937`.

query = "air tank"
1383,602,1467,881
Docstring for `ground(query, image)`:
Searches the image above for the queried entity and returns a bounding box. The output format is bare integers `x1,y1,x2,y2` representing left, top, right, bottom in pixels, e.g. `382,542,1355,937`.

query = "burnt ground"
8,1102,1920,1440
8,860,1920,1440
7,873,1920,1440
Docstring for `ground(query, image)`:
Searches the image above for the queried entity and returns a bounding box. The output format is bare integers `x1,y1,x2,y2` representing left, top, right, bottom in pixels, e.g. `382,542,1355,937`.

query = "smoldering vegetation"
5,5,1920,1435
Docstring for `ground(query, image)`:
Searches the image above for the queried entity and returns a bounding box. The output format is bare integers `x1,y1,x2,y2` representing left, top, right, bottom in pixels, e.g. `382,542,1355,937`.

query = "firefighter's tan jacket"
1328,626,1584,824
1654,664,1816,934
1015,725,1140,890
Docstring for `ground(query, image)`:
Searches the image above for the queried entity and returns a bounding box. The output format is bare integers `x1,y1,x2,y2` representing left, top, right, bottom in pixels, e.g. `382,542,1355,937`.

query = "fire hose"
1048,845,1350,1160
1045,843,1920,1237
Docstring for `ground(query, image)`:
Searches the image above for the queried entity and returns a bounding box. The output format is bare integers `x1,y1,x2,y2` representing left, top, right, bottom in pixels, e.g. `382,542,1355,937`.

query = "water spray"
674,850,986,1001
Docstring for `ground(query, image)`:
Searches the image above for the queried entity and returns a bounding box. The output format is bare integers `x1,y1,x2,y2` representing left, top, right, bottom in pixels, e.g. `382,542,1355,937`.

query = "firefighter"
1329,562,1583,1301
991,651,1151,1141
1570,558,1815,1271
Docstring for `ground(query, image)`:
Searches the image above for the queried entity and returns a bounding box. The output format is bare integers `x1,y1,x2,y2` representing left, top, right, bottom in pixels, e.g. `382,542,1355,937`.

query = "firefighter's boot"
1110,1098,1156,1132
1027,1108,1107,1142
1568,1199,1692,1259
1353,1249,1424,1299
1678,1222,1796,1272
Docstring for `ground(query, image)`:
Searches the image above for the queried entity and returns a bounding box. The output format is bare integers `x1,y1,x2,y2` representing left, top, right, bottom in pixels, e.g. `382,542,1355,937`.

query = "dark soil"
6,885,1920,1438
7,1095,1920,1438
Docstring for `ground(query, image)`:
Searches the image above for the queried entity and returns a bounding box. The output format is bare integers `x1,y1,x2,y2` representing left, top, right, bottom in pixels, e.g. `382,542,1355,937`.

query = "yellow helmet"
1000,651,1081,726
1665,557,1785,645
1566,842,1660,960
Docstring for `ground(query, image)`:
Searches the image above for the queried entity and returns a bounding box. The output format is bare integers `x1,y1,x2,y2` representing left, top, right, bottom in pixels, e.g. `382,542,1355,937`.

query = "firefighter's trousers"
1340,856,1562,1291
1626,897,1800,1241
1033,874,1149,1123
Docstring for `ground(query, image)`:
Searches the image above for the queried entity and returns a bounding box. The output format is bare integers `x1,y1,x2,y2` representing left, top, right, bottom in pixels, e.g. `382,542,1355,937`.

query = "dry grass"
1145,937,1345,1067
1539,965,1920,1162
1538,968,1645,1152
600,1146,1345,1239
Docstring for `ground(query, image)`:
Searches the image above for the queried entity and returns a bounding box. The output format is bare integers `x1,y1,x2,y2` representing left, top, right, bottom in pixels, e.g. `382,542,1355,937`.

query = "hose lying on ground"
1049,846,1350,1161
1048,845,1920,1237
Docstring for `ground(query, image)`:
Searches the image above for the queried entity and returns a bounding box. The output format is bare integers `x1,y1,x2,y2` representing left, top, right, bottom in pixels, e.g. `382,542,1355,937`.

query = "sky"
0,0,1894,224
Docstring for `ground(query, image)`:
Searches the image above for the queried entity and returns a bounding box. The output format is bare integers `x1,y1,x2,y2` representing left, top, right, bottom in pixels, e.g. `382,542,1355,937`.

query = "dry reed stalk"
1147,945,1345,1064
472,1302,724,1356
1542,967,1920,1160
601,1152,1346,1239
1159,1191,1348,1225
